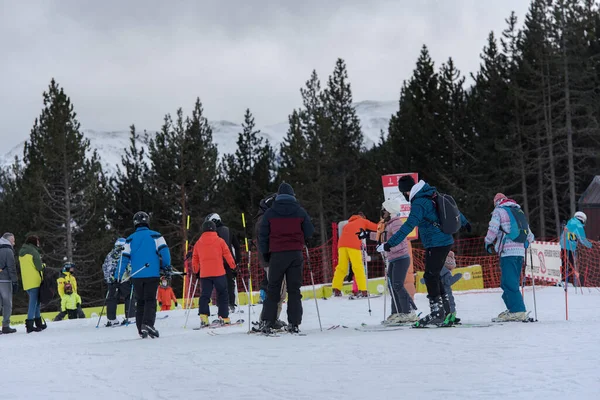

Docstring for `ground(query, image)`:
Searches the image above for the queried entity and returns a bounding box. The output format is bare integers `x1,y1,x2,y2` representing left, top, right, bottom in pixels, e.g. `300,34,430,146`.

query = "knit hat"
398,175,416,193
444,251,456,271
278,182,295,196
202,220,216,232
494,193,507,205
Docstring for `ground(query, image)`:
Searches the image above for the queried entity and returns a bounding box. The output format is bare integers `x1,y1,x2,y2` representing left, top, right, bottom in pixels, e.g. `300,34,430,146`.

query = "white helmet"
206,213,221,224
574,211,587,225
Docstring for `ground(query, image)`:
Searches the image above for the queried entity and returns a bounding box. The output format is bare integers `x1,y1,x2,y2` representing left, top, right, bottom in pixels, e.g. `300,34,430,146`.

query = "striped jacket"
484,200,534,258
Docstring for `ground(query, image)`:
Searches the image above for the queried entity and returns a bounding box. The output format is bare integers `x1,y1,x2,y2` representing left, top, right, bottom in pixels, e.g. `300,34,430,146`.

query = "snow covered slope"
0,101,397,175
3,286,599,399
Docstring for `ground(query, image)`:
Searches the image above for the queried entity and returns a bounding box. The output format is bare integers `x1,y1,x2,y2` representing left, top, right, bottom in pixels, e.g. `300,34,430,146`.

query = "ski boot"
273,319,287,330
229,304,236,314
200,314,210,327
286,324,300,334
142,324,159,338
260,320,275,334
414,296,445,327
332,289,343,297
220,317,231,325
105,319,120,327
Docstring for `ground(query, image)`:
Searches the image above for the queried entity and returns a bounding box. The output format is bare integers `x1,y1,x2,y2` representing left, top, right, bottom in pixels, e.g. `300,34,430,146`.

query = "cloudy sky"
1,0,530,150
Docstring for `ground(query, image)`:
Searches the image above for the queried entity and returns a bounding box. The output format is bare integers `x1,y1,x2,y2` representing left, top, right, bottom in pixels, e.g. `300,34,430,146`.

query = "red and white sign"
381,172,419,241
525,241,562,283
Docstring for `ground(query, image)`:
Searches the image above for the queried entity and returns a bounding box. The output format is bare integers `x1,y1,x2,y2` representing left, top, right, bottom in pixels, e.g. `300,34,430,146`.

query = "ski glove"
264,253,271,263
356,228,371,240
376,243,390,253
159,302,162,307
485,243,495,254
175,302,178,307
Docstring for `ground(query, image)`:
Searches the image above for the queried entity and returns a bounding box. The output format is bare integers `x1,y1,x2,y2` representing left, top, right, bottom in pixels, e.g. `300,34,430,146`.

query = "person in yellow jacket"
18,235,47,333
54,262,85,321
331,213,378,298
60,283,84,320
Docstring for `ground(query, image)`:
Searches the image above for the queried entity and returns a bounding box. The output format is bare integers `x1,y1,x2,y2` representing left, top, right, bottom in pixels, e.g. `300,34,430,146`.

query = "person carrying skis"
560,211,592,286
331,212,378,298
377,176,470,327
362,198,417,323
119,211,172,339
484,193,534,322
258,182,314,334
157,276,178,311
254,193,288,330
53,262,86,321
102,238,135,326
204,213,241,313
192,220,237,327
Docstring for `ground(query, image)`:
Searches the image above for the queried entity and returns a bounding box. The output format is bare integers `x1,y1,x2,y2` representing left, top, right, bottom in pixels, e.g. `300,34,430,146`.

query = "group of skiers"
331,175,593,327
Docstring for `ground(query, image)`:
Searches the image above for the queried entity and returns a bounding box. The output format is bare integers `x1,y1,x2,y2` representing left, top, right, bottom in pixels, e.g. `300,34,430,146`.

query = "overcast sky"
1,0,530,150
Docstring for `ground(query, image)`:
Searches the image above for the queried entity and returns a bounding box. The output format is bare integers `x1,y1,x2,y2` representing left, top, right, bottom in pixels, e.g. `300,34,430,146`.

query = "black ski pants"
106,280,135,320
132,277,159,333
262,250,303,325
200,275,229,319
423,245,453,299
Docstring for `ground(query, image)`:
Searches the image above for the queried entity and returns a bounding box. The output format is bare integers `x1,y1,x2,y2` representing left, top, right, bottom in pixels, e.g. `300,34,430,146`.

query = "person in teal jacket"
560,212,592,286
378,176,470,327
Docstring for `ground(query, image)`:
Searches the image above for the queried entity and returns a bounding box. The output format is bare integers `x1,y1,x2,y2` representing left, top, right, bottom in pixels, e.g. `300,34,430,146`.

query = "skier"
0,232,18,334
102,238,135,326
377,176,470,326
204,213,241,313
362,198,417,323
331,212,378,298
157,276,178,311
560,211,592,286
119,211,172,338
60,282,84,320
192,220,237,326
258,182,314,334
484,193,534,322
254,192,287,330
53,262,85,321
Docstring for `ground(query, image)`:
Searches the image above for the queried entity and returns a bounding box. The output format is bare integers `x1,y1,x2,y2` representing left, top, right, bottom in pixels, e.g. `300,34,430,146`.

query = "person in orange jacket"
156,276,178,311
331,212,378,298
192,220,237,327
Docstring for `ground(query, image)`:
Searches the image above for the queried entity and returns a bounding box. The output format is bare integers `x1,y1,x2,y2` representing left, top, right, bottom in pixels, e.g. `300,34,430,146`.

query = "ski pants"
132,277,160,333
224,266,237,307
388,258,411,314
500,256,526,312
332,247,367,291
423,245,452,300
262,251,303,325
0,282,13,327
200,275,229,319
259,264,287,321
54,304,85,321
106,281,135,320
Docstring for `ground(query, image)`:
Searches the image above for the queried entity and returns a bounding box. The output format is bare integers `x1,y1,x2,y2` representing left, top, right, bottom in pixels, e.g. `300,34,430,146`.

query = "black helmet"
202,220,216,232
133,211,150,228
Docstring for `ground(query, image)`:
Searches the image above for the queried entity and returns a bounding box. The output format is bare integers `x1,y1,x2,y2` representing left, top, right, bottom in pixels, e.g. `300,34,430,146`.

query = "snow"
0,100,397,176
4,286,598,399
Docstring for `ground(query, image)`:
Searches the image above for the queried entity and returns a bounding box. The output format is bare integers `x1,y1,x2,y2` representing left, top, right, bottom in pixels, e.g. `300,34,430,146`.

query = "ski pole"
361,239,372,316
529,246,538,322
126,282,135,321
240,274,252,333
305,246,322,331
95,287,111,328
183,277,199,329
120,263,150,283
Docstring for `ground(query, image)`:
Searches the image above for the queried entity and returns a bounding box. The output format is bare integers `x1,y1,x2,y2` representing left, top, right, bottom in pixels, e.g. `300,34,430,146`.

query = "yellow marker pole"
241,213,253,305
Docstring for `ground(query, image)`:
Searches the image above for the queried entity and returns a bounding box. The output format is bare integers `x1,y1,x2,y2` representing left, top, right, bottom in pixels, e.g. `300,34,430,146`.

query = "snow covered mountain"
1,100,397,175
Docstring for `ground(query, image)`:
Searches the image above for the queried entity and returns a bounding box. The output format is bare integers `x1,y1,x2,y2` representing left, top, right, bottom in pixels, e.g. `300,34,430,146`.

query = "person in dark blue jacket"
119,211,172,338
378,176,470,327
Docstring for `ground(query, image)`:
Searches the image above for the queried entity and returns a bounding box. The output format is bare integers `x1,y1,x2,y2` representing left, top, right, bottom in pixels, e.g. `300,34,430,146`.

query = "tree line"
1,0,598,310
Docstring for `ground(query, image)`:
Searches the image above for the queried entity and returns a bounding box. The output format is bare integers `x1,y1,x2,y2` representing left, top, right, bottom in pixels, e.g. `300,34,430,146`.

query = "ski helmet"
133,211,150,228
62,262,75,274
574,211,587,225
160,276,168,287
205,213,221,224
202,220,217,232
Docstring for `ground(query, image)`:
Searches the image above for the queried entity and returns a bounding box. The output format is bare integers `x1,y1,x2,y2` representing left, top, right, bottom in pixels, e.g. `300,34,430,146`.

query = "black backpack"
430,192,462,234
39,268,58,307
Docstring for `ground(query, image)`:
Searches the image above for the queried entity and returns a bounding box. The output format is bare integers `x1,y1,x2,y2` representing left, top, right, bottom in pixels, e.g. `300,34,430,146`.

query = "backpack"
501,206,530,243
39,267,58,306
430,192,462,234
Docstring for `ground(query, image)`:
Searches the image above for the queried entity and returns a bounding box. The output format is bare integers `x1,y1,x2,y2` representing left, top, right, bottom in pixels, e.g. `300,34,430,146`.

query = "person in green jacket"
18,235,47,333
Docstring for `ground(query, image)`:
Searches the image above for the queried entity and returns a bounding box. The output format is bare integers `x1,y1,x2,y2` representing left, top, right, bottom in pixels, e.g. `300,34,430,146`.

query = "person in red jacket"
192,220,237,327
156,277,178,311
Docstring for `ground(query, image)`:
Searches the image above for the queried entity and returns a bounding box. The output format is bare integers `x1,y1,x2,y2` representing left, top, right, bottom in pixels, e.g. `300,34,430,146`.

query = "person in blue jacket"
560,212,592,286
119,211,172,339
377,176,470,326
